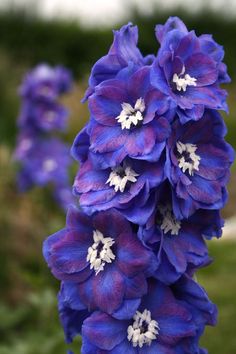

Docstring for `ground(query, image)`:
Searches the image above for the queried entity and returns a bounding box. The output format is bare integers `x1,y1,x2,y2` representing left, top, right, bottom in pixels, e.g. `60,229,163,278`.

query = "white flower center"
159,205,181,236
106,164,139,193
176,141,201,176
45,111,56,122
42,159,58,172
86,230,116,275
127,309,160,348
116,97,145,130
173,65,197,92
20,138,32,151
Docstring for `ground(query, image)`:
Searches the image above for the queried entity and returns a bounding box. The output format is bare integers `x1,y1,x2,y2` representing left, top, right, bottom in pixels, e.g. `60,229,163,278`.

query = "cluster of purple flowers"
43,17,234,353
14,64,74,210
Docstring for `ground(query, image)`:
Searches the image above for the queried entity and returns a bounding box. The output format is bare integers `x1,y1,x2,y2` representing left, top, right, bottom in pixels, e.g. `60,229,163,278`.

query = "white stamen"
177,141,201,176
116,97,145,130
127,309,160,348
42,159,58,172
173,65,197,92
159,205,181,236
86,230,116,275
106,163,139,193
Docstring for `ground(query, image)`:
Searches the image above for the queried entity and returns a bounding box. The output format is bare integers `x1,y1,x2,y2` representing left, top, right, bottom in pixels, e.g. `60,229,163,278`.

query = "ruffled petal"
82,312,127,350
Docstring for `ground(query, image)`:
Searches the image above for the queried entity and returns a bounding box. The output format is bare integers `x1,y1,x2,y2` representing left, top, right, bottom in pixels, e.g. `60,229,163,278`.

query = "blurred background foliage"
0,3,236,354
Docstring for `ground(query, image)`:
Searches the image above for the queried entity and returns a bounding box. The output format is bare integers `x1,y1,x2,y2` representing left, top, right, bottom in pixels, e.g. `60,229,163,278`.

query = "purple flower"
156,17,230,85
83,23,155,101
172,274,217,354
173,275,217,328
43,206,157,314
17,64,72,133
58,283,89,344
138,184,222,284
151,17,230,123
82,278,197,353
14,63,74,210
18,100,69,133
14,130,35,161
15,137,72,190
71,125,90,164
73,155,164,225
20,64,72,101
165,110,234,218
87,66,170,165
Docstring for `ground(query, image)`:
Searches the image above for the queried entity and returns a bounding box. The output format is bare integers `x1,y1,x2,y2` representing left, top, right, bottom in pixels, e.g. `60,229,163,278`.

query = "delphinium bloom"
43,17,234,354
138,183,223,284
14,64,74,210
43,206,157,314
73,155,164,224
87,66,170,166
165,109,234,219
151,17,230,123
15,137,72,190
81,278,216,353
18,64,72,133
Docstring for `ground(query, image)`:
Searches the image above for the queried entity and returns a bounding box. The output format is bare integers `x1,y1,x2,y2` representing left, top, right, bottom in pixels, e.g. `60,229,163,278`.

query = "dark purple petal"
44,229,91,275
124,125,156,157
158,304,195,346
124,273,148,299
155,252,182,285
151,62,170,96
187,175,222,204
111,340,136,354
91,266,125,313
128,66,151,98
89,81,126,126
155,17,188,43
112,298,141,320
184,85,227,110
185,53,217,86
65,205,92,231
73,159,109,194
90,124,126,153
140,342,175,354
93,209,132,238
177,105,204,124
83,312,127,350
71,126,90,163
116,232,154,277
61,281,86,310
175,31,200,61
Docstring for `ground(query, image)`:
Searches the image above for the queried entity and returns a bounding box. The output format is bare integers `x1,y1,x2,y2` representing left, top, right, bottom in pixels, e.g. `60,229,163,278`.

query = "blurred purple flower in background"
14,63,74,210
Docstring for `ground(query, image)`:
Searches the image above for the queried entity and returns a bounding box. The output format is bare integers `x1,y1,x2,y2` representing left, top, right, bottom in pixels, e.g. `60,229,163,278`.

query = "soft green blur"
0,6,236,354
